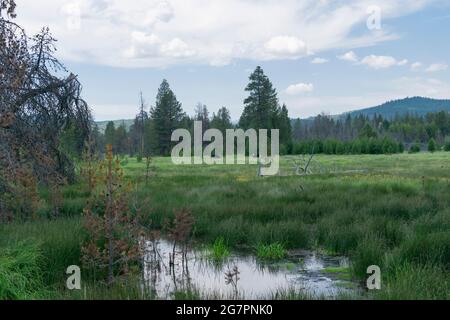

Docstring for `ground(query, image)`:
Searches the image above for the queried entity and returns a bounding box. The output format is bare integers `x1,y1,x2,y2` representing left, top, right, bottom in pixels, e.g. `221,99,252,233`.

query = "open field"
1,153,449,300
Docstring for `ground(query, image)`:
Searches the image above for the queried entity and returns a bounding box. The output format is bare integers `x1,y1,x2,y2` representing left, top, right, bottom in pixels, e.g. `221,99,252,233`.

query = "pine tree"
114,123,128,155
104,121,116,147
211,107,233,134
292,118,302,140
278,104,293,150
82,145,141,284
194,103,210,130
150,80,185,156
239,66,279,131
359,123,378,139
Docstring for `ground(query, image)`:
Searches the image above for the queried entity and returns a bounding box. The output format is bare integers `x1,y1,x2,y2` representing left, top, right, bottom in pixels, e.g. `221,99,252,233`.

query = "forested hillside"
346,97,450,119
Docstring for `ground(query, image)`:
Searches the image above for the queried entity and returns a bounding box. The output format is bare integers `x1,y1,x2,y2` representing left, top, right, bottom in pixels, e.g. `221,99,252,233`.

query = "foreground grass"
0,153,449,299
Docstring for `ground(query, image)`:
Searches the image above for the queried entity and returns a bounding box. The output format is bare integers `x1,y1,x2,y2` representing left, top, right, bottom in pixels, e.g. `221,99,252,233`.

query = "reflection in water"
142,240,357,300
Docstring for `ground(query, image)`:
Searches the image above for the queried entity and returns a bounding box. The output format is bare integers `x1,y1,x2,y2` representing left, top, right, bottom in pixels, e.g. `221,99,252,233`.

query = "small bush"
428,138,437,153
444,141,450,152
398,142,405,153
409,143,421,154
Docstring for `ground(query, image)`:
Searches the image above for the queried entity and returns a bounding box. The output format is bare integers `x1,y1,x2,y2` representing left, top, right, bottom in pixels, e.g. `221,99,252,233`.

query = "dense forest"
292,110,450,154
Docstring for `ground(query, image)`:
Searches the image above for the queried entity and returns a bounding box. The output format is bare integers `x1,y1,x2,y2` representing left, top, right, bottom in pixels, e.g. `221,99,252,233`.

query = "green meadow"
1,152,449,300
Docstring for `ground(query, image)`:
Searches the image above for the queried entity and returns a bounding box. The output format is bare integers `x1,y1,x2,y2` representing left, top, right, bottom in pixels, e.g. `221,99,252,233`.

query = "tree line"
292,110,450,154
93,66,450,158
93,66,293,158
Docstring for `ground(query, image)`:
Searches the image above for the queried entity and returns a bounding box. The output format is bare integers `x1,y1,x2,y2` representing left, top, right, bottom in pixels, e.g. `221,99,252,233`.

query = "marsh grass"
373,263,450,300
0,218,83,286
1,153,449,299
208,237,230,261
0,242,48,299
256,243,287,261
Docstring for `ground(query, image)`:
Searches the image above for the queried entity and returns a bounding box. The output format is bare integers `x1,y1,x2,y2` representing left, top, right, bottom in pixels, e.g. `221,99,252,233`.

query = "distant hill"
96,119,134,133
344,97,450,119
97,97,450,132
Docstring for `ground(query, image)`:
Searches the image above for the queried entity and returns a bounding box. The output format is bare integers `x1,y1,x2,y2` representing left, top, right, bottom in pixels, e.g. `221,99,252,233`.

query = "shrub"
409,143,421,154
444,140,450,152
279,144,289,156
428,138,437,153
381,137,399,154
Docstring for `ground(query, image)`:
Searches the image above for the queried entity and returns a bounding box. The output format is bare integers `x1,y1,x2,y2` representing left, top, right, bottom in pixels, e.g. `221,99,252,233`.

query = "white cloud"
311,57,329,64
286,83,314,95
143,1,175,26
264,36,308,58
161,38,196,58
338,52,409,70
411,62,422,71
124,32,161,58
426,63,448,73
360,55,408,69
338,51,359,62
13,0,438,67
124,31,195,59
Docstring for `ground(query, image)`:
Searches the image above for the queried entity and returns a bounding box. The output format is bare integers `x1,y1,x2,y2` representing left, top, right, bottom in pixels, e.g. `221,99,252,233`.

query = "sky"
14,0,450,121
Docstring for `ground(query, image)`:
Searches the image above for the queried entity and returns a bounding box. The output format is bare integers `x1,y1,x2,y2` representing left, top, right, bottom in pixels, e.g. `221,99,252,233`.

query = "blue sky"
16,0,450,121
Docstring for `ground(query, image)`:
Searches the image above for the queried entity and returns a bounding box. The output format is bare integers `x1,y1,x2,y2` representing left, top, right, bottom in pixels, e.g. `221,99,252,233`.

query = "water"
143,240,358,300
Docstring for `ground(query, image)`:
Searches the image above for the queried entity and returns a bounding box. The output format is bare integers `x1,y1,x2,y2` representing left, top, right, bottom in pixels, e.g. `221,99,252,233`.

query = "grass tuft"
256,243,287,261
208,237,230,261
